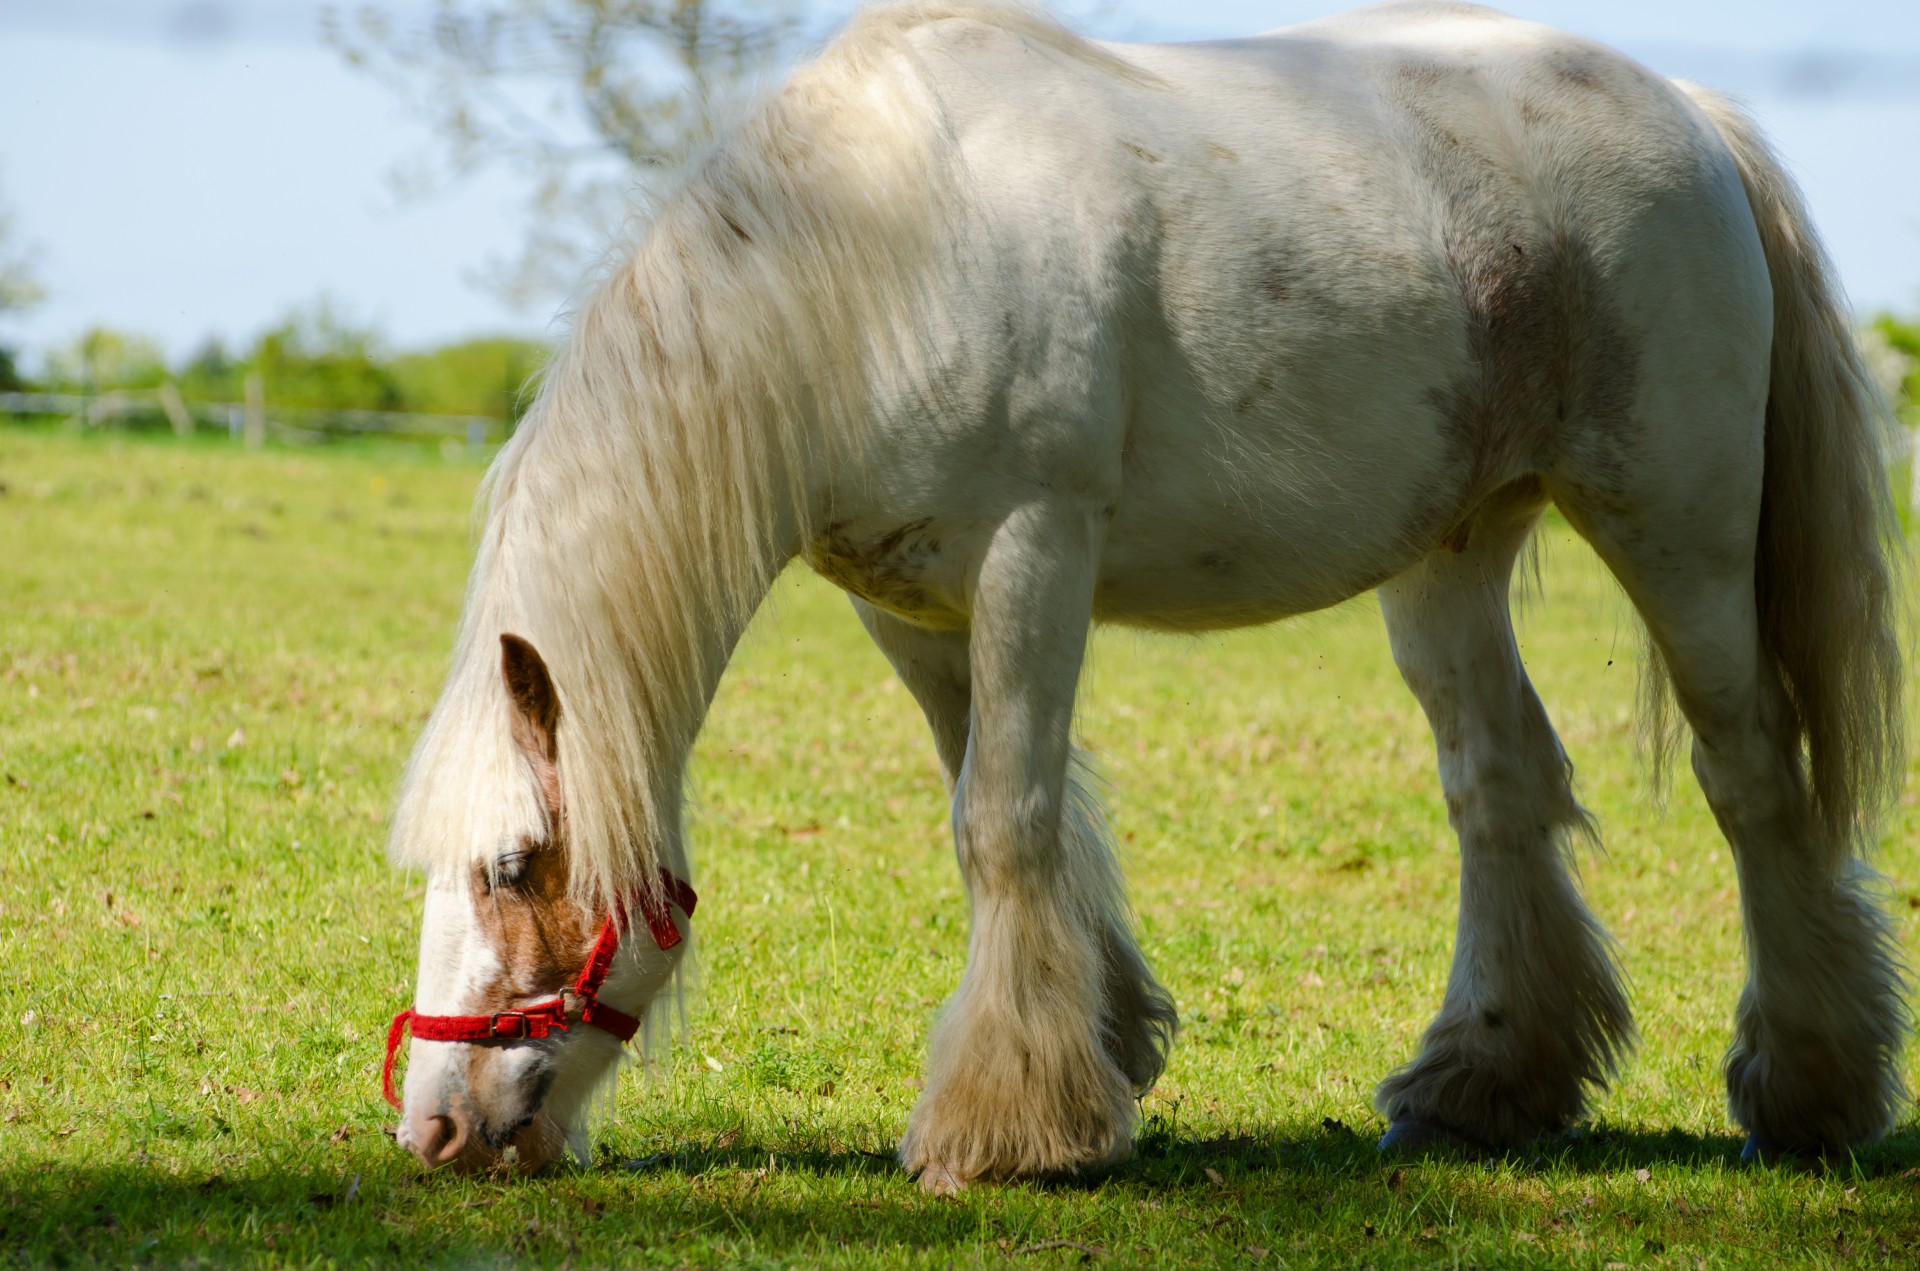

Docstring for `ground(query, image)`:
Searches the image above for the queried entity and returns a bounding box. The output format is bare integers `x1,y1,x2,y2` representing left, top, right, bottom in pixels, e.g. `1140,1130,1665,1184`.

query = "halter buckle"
490,1002,568,1040
491,1011,557,1040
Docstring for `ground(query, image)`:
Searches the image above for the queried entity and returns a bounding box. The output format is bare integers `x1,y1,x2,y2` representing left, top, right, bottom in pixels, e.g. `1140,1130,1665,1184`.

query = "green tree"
245,298,404,412
0,175,45,391
0,183,42,320
1867,313,1919,423
389,335,549,420
323,0,801,307
42,327,168,393
175,336,244,403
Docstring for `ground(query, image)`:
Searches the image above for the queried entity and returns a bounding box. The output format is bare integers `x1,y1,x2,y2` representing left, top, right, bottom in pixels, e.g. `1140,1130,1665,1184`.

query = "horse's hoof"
1740,1135,1778,1165
1378,1119,1464,1155
916,1161,967,1196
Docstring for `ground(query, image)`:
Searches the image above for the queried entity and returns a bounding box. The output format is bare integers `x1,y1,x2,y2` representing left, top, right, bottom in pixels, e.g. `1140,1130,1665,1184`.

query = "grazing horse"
382,1,1908,1188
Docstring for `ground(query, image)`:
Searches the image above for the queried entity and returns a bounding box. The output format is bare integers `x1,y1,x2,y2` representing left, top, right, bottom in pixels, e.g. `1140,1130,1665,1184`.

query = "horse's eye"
484,846,534,892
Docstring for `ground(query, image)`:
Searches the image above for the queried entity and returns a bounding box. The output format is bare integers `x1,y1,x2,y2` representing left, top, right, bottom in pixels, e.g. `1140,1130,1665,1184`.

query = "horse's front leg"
893,503,1172,1194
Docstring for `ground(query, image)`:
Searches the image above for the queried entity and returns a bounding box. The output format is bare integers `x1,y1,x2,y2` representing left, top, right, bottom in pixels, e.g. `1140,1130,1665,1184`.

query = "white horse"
382,1,1908,1188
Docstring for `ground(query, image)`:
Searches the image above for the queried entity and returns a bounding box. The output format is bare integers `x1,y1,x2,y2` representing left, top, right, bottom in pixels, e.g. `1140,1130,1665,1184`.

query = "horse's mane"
389,2,1124,904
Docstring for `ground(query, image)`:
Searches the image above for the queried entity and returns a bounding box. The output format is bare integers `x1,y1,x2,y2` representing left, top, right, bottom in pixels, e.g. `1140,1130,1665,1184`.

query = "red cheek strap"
382,867,695,1109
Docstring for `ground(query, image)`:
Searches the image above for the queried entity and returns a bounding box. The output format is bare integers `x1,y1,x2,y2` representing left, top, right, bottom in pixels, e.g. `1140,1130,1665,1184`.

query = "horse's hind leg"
853,568,1175,1192
1375,480,1634,1149
1559,460,1907,1157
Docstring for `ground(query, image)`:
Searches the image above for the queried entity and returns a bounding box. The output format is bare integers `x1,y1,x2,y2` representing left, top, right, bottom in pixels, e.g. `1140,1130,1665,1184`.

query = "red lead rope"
383,868,697,1109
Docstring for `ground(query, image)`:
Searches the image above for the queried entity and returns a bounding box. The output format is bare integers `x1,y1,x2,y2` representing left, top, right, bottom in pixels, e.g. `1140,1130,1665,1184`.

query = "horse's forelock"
389,561,552,877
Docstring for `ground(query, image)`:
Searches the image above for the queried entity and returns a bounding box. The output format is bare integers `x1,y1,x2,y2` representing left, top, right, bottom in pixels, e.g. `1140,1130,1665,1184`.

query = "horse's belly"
1093,503,1420,630
806,506,1417,633
1092,365,1464,629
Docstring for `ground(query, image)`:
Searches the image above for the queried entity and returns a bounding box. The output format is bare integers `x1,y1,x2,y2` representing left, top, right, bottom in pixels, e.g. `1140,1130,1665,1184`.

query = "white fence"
6,388,1919,510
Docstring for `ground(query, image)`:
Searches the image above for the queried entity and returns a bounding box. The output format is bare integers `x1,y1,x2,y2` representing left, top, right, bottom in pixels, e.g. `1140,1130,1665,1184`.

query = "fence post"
466,419,486,453
1911,426,1920,518
158,383,194,438
244,373,265,450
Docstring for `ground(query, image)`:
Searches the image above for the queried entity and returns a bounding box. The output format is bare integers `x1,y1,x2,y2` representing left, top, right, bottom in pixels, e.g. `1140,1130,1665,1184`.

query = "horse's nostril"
418,1113,468,1168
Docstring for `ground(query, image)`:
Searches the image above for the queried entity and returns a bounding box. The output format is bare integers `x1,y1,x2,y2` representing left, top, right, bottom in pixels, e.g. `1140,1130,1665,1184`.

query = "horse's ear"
500,634,560,781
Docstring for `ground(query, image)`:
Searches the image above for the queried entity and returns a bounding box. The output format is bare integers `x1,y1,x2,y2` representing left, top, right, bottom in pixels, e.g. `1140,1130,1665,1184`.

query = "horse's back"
875,4,1767,629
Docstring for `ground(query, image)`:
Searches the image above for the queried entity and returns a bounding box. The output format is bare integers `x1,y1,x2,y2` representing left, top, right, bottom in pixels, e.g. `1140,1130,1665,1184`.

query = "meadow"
2,426,1917,1268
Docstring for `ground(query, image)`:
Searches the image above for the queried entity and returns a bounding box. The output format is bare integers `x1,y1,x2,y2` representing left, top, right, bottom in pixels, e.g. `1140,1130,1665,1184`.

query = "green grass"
2,427,1917,1268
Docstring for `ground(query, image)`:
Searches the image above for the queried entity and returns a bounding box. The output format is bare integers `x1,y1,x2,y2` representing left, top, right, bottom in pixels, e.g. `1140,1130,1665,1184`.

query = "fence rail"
0,389,503,452
7,390,1920,511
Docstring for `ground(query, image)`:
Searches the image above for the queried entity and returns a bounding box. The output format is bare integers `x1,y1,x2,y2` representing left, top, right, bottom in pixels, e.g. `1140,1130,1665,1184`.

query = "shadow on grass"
6,1120,1917,1266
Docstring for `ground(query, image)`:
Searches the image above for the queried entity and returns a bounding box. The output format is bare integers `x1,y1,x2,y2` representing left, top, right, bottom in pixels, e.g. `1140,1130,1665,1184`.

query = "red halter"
382,868,697,1109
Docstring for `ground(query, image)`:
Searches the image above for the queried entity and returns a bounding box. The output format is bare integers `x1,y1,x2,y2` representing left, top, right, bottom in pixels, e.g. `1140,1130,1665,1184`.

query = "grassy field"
2,425,1918,1268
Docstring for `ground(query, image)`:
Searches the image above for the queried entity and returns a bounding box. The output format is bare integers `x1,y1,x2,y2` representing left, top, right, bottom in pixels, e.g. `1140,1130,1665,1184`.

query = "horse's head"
389,634,689,1174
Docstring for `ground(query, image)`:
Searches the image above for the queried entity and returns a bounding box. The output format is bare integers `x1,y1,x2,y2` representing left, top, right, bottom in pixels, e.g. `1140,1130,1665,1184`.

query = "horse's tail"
1673,81,1906,860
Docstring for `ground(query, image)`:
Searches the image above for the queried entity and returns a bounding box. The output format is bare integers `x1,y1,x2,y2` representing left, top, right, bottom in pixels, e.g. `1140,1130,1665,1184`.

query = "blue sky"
2,0,1917,363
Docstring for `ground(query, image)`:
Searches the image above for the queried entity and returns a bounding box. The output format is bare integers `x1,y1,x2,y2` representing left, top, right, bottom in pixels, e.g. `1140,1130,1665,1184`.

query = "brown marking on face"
447,851,589,1165
468,844,599,1005
1122,142,1162,164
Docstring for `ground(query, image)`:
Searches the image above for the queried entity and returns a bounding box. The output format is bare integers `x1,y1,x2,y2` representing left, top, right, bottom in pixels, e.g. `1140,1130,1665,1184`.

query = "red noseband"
382,868,697,1109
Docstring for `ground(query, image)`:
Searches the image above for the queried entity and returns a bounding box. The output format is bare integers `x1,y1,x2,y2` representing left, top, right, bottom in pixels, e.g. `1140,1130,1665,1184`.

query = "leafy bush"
1867,314,1919,424
41,327,169,393
173,336,244,403
246,299,403,412
22,300,550,425
389,336,547,421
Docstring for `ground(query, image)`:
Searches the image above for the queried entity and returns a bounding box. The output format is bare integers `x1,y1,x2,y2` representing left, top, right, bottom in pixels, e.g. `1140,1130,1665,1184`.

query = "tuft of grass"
1,427,1917,1268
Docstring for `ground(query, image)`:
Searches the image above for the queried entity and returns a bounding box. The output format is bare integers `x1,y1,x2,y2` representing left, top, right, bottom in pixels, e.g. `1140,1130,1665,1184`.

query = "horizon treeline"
6,306,1918,429
1,299,550,423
